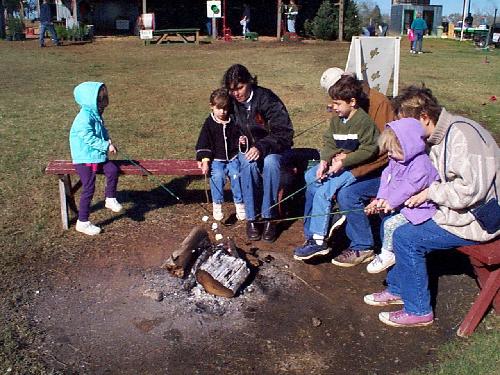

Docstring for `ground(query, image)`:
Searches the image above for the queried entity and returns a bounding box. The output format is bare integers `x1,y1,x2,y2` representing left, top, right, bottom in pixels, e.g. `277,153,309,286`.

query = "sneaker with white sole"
213,203,224,221
294,239,330,261
379,309,434,327
364,289,404,306
235,203,246,221
366,250,396,274
331,248,374,267
76,220,101,236
327,213,346,239
105,197,123,213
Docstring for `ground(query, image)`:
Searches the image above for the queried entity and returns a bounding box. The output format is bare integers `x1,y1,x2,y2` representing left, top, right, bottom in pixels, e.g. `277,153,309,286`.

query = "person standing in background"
286,0,299,33
410,13,427,54
39,0,60,47
241,3,251,36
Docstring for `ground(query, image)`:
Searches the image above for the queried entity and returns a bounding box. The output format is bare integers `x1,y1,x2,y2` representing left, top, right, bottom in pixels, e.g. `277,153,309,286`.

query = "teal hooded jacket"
69,82,110,164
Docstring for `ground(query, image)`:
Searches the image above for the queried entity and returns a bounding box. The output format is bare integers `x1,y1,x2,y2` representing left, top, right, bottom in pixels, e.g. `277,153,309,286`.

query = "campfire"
162,227,258,298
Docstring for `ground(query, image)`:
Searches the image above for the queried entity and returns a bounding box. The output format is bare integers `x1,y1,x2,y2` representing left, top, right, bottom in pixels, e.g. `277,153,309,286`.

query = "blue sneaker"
293,239,330,261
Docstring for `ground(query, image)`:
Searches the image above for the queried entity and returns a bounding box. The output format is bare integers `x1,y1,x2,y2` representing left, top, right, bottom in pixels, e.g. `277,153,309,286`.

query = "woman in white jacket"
364,85,500,328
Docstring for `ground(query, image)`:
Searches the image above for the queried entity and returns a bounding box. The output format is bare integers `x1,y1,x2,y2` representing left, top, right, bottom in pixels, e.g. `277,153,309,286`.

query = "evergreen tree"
304,0,360,41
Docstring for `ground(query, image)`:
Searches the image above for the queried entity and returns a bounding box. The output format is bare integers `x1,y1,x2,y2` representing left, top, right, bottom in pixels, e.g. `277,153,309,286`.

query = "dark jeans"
39,22,59,46
74,161,119,221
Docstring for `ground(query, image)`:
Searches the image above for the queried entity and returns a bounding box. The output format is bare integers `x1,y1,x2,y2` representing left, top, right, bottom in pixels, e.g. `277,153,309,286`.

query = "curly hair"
222,64,258,89
392,85,442,124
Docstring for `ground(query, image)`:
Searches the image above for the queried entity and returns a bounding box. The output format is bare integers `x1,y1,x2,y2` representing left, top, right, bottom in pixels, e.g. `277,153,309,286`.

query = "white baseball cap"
320,67,345,92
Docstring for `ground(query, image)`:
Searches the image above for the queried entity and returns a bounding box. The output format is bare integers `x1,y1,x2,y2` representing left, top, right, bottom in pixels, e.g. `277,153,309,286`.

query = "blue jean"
336,175,380,250
412,29,424,52
210,159,243,204
39,22,59,46
238,153,281,220
386,219,477,315
287,19,296,33
303,165,356,238
74,161,119,222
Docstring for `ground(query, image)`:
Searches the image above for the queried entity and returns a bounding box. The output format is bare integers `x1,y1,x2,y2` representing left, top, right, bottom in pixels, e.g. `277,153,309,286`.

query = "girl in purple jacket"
365,118,439,273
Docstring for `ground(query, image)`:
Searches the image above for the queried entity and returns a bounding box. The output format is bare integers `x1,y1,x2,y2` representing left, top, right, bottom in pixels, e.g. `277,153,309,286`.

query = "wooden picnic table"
152,28,200,45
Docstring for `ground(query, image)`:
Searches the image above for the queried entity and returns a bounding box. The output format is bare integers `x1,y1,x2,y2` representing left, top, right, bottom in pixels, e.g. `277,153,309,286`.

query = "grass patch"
0,36,498,372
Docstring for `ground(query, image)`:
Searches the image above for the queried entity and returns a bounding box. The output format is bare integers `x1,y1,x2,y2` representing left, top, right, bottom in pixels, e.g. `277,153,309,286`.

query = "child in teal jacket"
69,82,122,235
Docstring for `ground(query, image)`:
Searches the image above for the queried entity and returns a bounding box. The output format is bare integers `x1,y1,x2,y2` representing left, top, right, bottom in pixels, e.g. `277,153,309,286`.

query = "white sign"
346,37,401,96
207,1,222,18
140,30,153,40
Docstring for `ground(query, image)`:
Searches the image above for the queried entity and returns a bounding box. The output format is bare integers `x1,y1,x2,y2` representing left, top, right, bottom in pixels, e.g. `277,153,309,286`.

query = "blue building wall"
391,4,443,35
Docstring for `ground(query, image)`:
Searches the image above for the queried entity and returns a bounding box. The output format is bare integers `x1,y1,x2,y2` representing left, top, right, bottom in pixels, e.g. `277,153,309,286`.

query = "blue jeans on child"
210,159,243,204
386,219,477,315
238,153,281,220
303,165,356,238
336,175,381,250
75,161,119,222
39,22,60,46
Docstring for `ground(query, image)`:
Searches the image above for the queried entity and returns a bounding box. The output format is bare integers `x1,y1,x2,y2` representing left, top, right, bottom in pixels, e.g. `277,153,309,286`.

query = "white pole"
460,0,468,41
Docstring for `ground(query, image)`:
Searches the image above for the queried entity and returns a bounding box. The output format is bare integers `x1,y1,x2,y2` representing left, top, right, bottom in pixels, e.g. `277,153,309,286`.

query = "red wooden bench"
45,160,202,230
456,238,500,337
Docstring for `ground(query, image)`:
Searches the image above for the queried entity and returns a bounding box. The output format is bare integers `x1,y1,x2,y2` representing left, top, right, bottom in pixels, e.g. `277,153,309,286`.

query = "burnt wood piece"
162,227,210,279
456,238,500,337
45,159,202,229
196,249,250,298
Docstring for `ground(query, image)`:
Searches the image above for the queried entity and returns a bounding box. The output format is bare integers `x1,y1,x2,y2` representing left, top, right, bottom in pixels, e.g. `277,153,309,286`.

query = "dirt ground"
23,198,485,375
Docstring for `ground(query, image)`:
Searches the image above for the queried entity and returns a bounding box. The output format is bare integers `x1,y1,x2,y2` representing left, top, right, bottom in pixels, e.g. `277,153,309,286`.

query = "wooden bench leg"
457,267,500,337
58,174,79,230
195,30,199,45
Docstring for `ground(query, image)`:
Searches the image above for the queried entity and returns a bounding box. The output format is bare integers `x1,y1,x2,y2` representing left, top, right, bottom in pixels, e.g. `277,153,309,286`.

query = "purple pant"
74,161,119,221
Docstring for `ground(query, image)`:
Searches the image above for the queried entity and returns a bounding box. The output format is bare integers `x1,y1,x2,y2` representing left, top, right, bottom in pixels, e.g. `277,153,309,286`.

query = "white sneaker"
235,203,246,221
105,197,123,213
76,220,101,236
366,250,396,274
213,203,224,221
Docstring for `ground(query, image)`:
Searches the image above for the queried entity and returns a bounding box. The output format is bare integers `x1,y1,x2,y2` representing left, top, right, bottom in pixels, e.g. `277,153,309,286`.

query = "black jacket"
195,114,241,161
232,86,294,157
40,3,52,24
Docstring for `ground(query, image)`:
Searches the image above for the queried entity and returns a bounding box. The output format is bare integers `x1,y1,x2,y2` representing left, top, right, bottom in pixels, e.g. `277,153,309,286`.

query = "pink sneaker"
364,290,404,306
379,309,434,327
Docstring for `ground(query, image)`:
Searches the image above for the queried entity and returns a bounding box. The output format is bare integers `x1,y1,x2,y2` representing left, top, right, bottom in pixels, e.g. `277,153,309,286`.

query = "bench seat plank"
45,160,203,176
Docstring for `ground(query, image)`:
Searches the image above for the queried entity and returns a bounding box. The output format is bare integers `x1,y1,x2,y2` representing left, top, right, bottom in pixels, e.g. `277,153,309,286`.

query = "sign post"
207,1,222,39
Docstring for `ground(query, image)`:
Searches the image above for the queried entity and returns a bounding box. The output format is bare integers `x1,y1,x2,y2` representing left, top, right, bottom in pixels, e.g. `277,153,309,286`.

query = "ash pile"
162,226,260,298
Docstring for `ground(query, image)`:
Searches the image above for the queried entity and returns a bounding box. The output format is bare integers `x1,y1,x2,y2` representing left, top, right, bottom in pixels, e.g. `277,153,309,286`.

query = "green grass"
0,36,498,373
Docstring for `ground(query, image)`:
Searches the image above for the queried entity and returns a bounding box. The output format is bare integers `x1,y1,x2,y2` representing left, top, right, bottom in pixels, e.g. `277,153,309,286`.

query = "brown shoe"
262,220,277,243
246,221,261,241
331,248,374,267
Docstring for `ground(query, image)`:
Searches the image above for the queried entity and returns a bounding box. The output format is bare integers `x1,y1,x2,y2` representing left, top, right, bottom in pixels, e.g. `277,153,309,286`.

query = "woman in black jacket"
222,64,294,242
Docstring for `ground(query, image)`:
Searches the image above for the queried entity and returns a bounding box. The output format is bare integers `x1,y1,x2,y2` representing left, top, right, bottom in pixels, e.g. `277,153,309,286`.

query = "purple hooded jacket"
377,118,440,225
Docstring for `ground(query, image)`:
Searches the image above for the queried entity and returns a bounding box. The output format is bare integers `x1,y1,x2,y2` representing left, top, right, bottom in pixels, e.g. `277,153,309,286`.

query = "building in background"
390,0,442,35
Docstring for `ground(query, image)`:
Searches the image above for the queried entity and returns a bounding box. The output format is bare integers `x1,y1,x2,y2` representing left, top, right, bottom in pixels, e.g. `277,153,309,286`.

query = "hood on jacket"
386,118,426,163
73,81,104,114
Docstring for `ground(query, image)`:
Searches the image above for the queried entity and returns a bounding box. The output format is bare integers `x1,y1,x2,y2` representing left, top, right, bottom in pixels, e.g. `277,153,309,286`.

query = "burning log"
196,249,250,298
162,226,210,278
162,227,251,298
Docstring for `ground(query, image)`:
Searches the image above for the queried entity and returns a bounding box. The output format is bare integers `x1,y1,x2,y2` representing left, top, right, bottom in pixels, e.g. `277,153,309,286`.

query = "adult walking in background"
365,85,499,327
222,64,294,242
319,68,394,267
39,0,60,47
410,13,427,54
